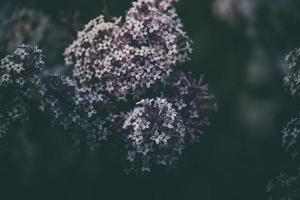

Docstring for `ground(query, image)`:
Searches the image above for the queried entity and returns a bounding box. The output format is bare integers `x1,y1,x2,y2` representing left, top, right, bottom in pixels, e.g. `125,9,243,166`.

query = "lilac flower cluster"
0,45,45,139
284,48,300,96
167,72,217,142
280,49,300,161
282,118,300,161
0,103,27,139
0,0,216,175
64,0,192,100
123,98,185,173
39,75,119,150
119,70,216,173
0,44,44,89
267,48,300,199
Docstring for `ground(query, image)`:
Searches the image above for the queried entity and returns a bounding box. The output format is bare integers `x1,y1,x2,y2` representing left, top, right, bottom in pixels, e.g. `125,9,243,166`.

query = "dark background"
1,0,300,199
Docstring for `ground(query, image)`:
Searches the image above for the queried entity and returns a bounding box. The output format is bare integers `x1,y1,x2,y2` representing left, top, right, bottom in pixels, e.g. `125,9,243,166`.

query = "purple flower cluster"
0,0,216,175
118,70,217,173
267,48,300,199
0,103,27,139
0,44,44,89
65,0,192,100
279,49,300,162
167,72,217,142
277,49,300,162
282,118,300,161
284,48,300,96
123,98,185,173
39,75,119,150
0,45,45,139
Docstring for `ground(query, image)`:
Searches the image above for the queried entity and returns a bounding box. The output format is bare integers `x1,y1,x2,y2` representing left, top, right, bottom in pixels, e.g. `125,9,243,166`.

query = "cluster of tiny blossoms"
0,44,44,89
65,0,192,100
0,103,27,140
280,48,300,161
0,0,216,175
284,48,300,96
282,118,300,161
168,72,217,142
0,45,45,139
39,75,118,150
123,98,185,174
267,48,300,198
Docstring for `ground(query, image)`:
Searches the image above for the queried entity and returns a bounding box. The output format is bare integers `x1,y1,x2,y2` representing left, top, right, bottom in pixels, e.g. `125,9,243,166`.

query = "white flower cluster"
123,97,185,173
65,0,192,100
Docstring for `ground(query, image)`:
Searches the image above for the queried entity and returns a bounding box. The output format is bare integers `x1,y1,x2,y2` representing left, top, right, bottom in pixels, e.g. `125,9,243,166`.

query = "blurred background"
1,0,300,199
